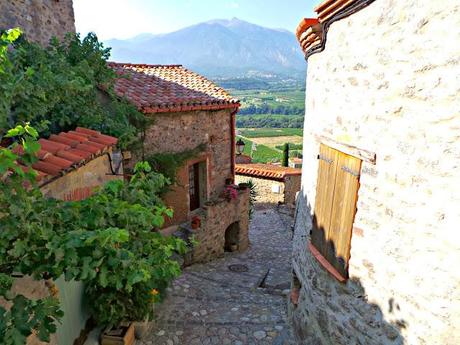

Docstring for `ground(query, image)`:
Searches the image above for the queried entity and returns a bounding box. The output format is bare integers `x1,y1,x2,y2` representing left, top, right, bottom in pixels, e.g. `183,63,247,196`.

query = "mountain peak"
105,18,305,79
205,17,250,26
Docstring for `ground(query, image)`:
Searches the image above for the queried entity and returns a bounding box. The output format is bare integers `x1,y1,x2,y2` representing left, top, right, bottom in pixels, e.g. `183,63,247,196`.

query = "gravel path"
140,207,297,345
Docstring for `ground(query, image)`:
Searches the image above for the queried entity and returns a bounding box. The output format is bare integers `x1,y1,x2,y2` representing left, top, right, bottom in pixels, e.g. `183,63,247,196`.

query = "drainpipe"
230,107,239,182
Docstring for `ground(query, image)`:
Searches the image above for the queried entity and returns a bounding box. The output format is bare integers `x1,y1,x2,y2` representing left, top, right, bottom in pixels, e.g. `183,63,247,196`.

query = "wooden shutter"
312,144,339,254
311,144,361,279
327,152,361,277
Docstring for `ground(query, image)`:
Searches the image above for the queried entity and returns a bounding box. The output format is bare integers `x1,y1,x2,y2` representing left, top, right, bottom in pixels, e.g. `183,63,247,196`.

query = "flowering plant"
223,184,239,201
191,215,201,229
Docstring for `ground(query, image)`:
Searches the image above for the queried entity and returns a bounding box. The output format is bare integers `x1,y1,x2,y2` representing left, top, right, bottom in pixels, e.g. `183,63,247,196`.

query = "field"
237,128,303,163
237,136,282,163
238,128,303,138
231,88,305,110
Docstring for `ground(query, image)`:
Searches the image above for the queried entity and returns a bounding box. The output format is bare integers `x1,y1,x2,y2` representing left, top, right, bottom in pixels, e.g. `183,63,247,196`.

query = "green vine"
145,143,207,183
0,28,145,149
0,124,188,342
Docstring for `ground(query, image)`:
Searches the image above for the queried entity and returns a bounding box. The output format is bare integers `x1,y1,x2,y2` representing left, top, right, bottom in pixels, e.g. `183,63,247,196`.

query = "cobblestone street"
140,207,297,345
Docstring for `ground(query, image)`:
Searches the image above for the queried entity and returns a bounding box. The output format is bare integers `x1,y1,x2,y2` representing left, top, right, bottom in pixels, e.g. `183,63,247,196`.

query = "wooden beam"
315,134,376,164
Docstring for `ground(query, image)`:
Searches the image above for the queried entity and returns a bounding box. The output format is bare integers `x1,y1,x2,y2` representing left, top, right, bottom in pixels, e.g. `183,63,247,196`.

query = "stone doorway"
224,222,240,252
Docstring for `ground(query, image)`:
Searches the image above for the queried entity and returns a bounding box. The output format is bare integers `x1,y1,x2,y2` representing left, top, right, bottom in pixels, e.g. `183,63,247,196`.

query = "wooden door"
311,144,361,279
189,163,200,211
312,144,339,254
327,152,361,277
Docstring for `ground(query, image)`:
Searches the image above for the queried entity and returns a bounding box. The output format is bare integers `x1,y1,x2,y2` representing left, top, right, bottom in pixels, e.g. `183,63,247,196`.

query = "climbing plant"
0,122,187,343
145,143,207,183
0,30,188,342
0,28,145,149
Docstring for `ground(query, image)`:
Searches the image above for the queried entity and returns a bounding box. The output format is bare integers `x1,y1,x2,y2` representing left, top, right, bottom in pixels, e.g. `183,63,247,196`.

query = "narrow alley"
140,207,297,345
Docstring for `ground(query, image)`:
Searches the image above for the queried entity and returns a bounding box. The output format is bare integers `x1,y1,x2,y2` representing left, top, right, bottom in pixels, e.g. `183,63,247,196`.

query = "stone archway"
224,222,240,252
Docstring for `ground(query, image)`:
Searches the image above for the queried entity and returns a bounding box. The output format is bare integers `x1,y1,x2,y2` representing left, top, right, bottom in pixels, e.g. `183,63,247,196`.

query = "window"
311,144,362,280
188,161,207,211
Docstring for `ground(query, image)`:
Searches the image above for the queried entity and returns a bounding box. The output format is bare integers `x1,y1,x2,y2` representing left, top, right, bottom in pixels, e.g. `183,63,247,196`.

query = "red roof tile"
235,164,302,181
12,127,118,186
108,62,240,114
296,0,362,53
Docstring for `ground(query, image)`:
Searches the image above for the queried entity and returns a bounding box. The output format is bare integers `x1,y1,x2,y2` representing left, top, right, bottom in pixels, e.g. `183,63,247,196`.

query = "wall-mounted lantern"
236,139,245,155
107,150,123,175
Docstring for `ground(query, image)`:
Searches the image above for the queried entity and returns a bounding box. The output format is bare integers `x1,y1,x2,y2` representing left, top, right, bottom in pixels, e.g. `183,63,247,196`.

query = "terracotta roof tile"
108,62,240,114
316,0,356,22
75,143,101,155
55,150,85,164
32,161,62,176
235,164,302,181
49,134,79,147
67,148,93,160
296,0,361,53
11,127,118,186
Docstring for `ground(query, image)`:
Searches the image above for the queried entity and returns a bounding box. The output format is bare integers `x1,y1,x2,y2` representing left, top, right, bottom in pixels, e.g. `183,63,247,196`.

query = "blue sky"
74,0,318,40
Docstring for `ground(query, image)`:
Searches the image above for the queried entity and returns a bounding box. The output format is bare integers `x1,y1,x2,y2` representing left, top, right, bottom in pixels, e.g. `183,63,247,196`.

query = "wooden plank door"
312,144,339,253
327,152,361,278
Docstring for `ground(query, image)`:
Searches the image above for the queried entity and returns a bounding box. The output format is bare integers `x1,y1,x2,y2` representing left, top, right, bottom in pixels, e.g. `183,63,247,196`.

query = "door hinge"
317,154,333,164
341,166,360,177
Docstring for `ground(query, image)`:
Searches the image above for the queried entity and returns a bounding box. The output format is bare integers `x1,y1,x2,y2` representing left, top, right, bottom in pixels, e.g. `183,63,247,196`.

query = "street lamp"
107,150,123,175
236,139,245,155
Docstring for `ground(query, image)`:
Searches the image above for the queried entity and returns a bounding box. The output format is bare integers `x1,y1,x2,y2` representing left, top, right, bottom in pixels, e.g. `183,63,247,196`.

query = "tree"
282,143,289,167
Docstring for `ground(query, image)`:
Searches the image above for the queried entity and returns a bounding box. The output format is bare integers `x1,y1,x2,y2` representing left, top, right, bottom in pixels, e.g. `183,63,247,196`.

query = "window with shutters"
310,143,362,281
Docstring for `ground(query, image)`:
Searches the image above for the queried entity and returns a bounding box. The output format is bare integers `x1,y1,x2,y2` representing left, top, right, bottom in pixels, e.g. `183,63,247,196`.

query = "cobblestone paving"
140,207,297,345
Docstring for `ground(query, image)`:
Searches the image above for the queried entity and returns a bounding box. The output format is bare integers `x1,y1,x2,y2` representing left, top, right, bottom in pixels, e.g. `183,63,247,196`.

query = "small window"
311,144,361,280
188,161,207,211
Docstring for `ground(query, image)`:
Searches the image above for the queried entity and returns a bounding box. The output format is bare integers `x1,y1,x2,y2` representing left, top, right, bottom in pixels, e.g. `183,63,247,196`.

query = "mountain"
105,18,305,79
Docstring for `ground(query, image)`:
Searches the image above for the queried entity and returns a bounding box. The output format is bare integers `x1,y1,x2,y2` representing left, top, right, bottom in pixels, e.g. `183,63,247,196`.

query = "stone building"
0,0,75,45
290,0,460,344
110,62,250,263
3,127,120,345
235,163,301,207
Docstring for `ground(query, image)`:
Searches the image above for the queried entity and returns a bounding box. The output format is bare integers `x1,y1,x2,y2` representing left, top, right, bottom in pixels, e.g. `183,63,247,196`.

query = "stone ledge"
308,241,347,283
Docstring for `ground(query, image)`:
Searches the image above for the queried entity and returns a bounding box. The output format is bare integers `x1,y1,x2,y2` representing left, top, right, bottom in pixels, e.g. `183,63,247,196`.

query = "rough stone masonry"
0,0,75,45
291,0,460,344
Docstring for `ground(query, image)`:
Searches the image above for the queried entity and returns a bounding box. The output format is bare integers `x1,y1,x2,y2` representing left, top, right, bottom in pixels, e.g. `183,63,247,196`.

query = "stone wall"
283,175,301,205
291,1,460,345
235,174,301,206
235,175,284,206
41,153,121,200
191,189,250,263
0,0,75,45
140,109,233,225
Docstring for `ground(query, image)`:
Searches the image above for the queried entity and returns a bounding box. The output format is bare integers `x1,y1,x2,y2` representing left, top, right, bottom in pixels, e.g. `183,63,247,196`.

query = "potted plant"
222,184,239,202
238,182,249,190
191,215,201,229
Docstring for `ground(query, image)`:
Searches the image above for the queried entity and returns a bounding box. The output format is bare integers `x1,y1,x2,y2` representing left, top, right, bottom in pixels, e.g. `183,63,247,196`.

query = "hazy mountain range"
105,18,305,80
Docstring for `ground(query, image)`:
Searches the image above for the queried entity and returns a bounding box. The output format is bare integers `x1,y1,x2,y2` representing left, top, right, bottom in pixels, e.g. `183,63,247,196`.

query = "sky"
74,0,318,40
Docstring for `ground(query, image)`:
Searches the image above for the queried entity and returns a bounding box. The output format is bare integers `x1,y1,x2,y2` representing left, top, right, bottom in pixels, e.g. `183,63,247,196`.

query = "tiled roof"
315,0,357,22
296,0,362,53
235,164,302,181
12,127,117,186
235,154,252,164
108,62,240,114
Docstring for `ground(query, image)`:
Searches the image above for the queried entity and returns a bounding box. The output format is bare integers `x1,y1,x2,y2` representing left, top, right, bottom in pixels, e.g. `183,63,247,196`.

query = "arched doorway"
224,222,240,252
